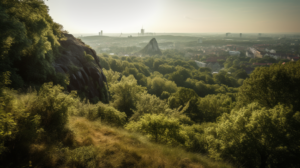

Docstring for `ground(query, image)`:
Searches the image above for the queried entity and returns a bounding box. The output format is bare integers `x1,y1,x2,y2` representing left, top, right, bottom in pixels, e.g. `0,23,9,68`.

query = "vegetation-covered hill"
1,1,300,168
0,83,233,168
0,0,108,102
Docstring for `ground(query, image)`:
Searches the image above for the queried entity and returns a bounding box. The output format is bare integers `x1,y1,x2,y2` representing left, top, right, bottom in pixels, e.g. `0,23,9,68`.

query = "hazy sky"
45,0,300,34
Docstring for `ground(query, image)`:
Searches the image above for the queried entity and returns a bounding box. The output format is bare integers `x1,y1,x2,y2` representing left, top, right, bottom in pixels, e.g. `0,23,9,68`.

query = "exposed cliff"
54,34,108,103
140,38,162,56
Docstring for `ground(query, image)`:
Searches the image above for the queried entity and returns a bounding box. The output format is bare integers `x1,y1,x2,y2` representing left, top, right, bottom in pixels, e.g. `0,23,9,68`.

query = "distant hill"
140,38,162,55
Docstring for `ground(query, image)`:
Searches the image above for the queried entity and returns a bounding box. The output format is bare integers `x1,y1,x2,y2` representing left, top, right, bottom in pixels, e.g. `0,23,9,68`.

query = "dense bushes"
0,0,66,88
98,53,243,99
147,76,177,98
71,100,126,127
0,82,75,166
237,61,300,112
0,81,127,166
109,75,146,118
206,103,300,168
102,57,300,168
126,114,186,145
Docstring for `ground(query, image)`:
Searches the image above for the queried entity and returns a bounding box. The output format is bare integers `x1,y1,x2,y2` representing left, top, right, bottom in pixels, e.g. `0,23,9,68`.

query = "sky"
44,0,300,34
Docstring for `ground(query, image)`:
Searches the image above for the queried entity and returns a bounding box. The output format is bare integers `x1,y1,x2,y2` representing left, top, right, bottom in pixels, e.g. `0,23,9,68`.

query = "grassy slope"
67,116,234,168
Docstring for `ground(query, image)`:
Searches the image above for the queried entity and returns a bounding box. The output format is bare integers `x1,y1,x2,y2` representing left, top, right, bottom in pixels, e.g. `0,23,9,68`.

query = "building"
246,50,255,57
141,28,144,35
229,51,240,56
249,47,262,58
99,30,103,36
194,60,206,67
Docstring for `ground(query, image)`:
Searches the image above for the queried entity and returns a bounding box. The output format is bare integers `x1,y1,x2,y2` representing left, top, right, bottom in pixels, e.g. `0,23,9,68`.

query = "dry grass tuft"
65,116,233,168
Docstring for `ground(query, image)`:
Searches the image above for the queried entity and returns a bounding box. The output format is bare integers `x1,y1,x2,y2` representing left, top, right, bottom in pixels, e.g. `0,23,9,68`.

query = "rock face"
140,38,162,56
54,33,108,103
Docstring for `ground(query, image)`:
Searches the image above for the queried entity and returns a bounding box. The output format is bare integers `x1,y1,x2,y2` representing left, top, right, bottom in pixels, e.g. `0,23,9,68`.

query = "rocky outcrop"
54,33,108,103
140,38,162,56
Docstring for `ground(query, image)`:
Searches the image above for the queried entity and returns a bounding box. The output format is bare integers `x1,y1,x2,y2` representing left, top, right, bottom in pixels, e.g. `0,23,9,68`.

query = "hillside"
66,116,233,168
140,38,162,56
0,82,233,168
1,1,300,168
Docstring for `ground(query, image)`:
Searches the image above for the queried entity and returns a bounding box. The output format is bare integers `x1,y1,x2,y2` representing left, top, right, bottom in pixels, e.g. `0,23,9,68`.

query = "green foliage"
84,51,95,62
63,146,98,168
160,91,171,100
158,64,176,75
0,0,65,88
182,123,214,153
153,59,165,71
71,99,126,127
130,93,168,121
0,71,11,93
213,70,238,87
168,66,192,86
196,94,235,123
109,58,123,72
98,55,110,70
237,61,300,112
233,69,248,79
147,77,177,98
0,82,76,166
109,75,146,118
33,83,76,138
184,78,218,97
126,114,186,145
102,68,121,85
206,102,300,168
168,87,198,109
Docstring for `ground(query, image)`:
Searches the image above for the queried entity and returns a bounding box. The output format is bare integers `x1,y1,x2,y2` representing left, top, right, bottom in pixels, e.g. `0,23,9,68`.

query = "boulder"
54,33,108,103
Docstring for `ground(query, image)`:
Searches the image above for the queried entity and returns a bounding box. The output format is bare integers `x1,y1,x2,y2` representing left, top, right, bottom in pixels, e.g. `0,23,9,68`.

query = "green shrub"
110,75,146,118
0,82,77,166
67,146,97,168
71,99,127,127
97,105,127,126
126,114,186,146
84,51,95,62
130,93,168,121
206,102,300,168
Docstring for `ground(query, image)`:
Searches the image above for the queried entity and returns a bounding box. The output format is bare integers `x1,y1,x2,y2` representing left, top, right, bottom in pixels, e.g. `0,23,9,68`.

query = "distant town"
80,29,300,74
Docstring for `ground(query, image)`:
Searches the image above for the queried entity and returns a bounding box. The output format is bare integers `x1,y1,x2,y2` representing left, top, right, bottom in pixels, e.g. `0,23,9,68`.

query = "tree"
206,102,300,168
237,61,300,112
109,75,145,118
168,87,198,109
130,93,168,121
233,69,248,79
147,77,177,97
125,114,185,145
168,67,191,86
196,94,234,123
0,0,65,88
